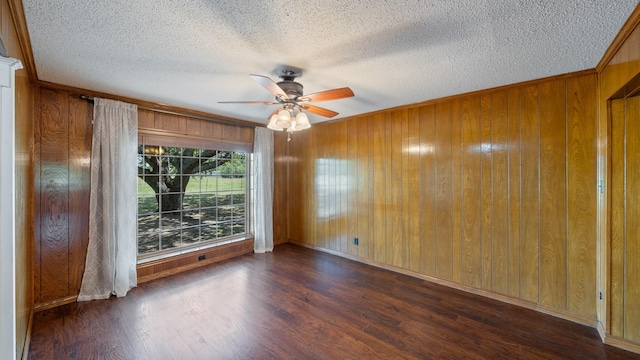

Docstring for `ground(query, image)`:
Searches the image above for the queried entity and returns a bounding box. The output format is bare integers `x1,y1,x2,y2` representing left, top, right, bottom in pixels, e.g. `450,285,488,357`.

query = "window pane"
200,192,217,208
185,176,201,194
232,219,246,235
183,209,201,227
161,230,180,250
201,176,217,193
182,227,200,245
219,221,233,237
161,211,182,230
183,193,200,209
138,194,157,214
201,207,217,224
201,224,220,240
138,215,160,254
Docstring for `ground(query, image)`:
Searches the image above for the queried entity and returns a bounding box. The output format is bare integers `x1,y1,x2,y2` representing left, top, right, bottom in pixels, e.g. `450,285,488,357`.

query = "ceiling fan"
219,69,354,132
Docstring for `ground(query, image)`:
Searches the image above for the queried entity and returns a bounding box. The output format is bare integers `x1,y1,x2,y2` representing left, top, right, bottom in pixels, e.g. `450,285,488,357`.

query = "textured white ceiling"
21,0,639,125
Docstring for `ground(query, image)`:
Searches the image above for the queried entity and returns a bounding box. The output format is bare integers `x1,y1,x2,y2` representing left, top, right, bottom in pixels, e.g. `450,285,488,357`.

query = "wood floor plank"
29,244,640,360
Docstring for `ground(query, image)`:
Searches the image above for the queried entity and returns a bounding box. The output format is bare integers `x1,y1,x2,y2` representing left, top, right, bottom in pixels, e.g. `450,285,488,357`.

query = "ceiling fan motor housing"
277,80,303,99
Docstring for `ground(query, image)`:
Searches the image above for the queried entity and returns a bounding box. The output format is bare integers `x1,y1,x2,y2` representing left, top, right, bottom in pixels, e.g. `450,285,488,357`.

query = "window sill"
137,235,255,265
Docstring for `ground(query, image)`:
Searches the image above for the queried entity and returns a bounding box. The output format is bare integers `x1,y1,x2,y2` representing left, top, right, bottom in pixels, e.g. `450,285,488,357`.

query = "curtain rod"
79,95,257,129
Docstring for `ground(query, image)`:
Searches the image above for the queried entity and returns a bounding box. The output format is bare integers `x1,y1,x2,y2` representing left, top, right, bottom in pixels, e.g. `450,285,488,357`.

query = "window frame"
136,131,253,263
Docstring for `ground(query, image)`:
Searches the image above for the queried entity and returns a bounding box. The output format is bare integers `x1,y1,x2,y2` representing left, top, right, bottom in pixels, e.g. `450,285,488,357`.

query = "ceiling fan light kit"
268,106,311,132
219,68,354,137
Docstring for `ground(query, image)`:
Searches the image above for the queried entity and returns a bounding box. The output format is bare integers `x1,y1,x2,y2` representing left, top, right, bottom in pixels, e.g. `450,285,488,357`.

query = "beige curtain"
253,127,274,253
78,98,138,301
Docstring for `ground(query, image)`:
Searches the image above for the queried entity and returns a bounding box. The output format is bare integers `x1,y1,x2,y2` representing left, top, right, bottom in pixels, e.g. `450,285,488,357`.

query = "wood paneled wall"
14,74,33,360
598,3,640,351
2,0,35,358
273,130,289,245
34,88,255,309
283,72,598,322
33,88,92,307
610,96,640,344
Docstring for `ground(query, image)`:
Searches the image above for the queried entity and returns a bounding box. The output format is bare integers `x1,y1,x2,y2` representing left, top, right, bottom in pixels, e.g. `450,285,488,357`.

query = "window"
137,136,249,258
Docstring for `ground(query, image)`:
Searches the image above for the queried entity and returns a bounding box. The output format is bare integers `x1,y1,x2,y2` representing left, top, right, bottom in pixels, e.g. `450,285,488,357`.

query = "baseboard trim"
605,334,640,355
20,305,34,360
34,295,77,312
290,241,597,328
597,321,607,342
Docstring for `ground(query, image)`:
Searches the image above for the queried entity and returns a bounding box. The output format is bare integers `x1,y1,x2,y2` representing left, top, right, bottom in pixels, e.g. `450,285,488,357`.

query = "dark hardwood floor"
29,244,638,359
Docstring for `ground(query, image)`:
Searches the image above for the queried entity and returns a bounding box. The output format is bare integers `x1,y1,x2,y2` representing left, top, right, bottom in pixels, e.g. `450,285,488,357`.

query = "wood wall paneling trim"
604,335,640,356
328,70,598,126
596,3,640,72
33,295,77,312
21,306,34,360
46,81,260,129
7,0,36,81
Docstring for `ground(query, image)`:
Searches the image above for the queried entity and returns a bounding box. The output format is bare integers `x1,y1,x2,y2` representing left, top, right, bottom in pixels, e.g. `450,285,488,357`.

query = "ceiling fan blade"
250,74,289,100
303,104,339,118
300,87,354,102
217,101,279,104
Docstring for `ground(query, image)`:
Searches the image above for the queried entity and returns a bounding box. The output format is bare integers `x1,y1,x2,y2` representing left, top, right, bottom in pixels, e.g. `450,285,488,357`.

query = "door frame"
0,55,23,360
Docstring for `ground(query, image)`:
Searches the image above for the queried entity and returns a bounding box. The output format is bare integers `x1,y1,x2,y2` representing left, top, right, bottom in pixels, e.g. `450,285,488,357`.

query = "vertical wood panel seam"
416,111,421,270
459,102,464,282
434,112,439,274
564,79,569,311
507,91,511,295
489,96,494,290
454,102,459,278
537,84,542,304
519,89,523,299
37,88,42,303
66,96,71,297
623,99,627,337
479,99,483,287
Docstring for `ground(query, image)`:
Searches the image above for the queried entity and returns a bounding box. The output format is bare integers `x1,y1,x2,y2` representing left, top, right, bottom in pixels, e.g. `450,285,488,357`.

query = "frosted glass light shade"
295,112,310,130
275,109,292,128
267,113,282,130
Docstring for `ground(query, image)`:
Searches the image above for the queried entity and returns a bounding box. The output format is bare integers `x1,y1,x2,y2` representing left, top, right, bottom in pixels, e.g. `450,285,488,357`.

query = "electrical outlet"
354,237,359,246
599,291,603,300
